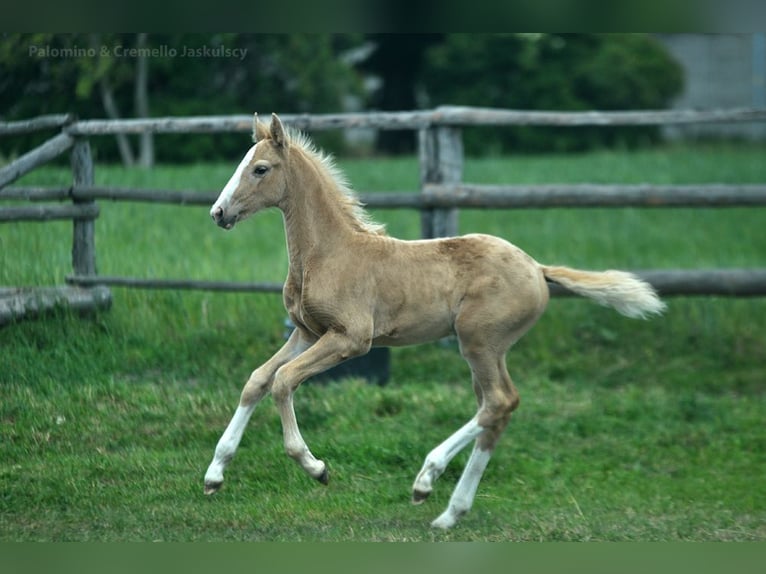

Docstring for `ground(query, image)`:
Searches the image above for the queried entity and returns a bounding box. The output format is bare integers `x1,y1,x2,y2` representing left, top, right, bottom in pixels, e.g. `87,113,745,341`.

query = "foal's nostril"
212,206,223,221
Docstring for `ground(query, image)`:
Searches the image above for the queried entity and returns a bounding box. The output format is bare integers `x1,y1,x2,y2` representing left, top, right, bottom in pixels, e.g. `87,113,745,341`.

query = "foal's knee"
240,368,272,405
271,361,308,405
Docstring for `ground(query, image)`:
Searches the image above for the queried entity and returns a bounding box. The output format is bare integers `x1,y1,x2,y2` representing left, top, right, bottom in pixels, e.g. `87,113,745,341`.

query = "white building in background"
657,33,766,140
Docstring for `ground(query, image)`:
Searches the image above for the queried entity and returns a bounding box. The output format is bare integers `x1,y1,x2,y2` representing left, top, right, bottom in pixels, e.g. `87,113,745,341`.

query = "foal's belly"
371,298,455,347
372,325,453,347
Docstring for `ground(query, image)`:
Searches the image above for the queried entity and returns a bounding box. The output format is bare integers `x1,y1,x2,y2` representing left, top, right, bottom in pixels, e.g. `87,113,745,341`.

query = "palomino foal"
205,113,665,529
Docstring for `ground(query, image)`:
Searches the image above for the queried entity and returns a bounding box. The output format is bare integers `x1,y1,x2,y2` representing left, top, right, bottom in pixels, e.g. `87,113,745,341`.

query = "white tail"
541,265,666,319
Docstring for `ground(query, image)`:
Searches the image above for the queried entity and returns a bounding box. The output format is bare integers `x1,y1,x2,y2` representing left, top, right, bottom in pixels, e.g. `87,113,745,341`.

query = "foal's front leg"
270,330,370,482
204,328,313,494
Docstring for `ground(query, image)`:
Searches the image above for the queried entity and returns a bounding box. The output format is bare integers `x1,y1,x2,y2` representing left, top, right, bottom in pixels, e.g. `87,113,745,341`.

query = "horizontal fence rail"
0,203,99,222
5,184,766,210
0,285,111,326
66,269,766,298
0,114,73,136
421,183,766,209
629,269,766,297
59,106,766,135
66,275,284,293
2,186,422,207
430,106,766,127
64,111,436,135
550,269,766,297
0,186,72,201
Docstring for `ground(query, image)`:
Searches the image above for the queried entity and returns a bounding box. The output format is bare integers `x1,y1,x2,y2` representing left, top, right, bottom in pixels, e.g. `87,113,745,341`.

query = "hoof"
411,489,431,505
430,515,456,529
204,481,223,495
431,509,461,529
316,466,329,485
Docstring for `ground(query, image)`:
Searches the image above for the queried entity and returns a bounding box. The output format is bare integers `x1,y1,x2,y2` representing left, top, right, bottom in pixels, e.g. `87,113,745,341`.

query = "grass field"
1,142,765,541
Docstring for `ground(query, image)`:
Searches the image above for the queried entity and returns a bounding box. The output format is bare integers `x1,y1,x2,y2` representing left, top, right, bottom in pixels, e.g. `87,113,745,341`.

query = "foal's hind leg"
411,350,519,509
204,328,314,494
430,354,519,529
413,290,533,528
411,416,485,504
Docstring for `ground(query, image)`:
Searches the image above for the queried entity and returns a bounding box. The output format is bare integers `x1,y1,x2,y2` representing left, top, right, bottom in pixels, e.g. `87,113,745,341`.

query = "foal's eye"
253,165,269,176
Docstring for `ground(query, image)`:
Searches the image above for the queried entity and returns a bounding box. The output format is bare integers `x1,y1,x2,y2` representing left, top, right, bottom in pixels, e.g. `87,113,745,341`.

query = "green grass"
1,143,765,541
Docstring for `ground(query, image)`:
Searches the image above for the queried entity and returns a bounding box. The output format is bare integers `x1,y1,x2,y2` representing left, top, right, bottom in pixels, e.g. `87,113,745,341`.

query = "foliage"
0,33,366,161
152,34,366,161
2,34,685,161
422,34,684,153
359,34,444,154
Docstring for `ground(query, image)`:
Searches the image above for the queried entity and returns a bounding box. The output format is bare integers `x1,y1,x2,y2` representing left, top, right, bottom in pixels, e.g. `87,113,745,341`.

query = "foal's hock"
204,113,665,529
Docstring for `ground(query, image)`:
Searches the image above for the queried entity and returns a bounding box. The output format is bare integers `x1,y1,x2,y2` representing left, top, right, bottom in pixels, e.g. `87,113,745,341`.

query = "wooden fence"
2,106,766,324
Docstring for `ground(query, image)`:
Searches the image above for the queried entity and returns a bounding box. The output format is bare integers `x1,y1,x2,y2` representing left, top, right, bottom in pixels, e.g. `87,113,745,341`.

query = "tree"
134,33,153,168
143,34,368,161
0,33,155,166
80,33,154,167
360,34,443,153
1,34,369,163
422,34,684,153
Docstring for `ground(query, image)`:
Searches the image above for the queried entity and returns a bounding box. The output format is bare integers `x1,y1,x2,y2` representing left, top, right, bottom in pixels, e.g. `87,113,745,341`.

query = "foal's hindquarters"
408,234,550,528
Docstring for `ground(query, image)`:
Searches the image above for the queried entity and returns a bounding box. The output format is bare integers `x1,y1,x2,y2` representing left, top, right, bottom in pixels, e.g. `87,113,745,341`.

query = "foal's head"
210,113,289,230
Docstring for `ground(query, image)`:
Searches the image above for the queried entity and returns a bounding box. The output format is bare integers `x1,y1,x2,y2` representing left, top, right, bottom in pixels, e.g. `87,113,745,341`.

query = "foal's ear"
270,113,287,148
253,113,269,143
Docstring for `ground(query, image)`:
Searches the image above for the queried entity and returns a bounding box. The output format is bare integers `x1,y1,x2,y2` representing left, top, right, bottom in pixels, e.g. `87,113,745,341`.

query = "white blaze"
211,144,257,217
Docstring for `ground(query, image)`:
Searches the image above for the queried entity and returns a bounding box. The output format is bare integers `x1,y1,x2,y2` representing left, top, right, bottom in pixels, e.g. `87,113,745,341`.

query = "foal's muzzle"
211,205,236,230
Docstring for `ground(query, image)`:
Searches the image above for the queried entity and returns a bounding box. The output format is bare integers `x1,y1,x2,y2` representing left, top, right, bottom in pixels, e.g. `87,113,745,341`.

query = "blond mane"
283,127,386,236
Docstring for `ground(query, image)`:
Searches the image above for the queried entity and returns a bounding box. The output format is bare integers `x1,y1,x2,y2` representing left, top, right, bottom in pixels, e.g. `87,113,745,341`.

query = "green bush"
423,34,684,154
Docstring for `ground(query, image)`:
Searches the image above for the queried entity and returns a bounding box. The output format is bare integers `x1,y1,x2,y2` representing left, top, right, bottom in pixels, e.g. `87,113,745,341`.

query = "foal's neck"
279,152,357,277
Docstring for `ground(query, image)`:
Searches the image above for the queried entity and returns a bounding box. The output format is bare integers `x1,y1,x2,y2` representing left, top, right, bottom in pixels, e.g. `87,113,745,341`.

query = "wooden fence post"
418,126,463,238
71,139,97,276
